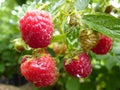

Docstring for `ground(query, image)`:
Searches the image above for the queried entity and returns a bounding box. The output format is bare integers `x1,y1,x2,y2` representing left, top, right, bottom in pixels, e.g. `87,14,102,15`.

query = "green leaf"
116,56,120,67
111,42,120,54
106,56,118,70
48,0,64,15
74,0,90,11
51,34,66,43
16,0,27,5
0,64,5,73
82,14,120,39
66,27,80,50
66,77,80,90
35,0,40,4
17,1,36,18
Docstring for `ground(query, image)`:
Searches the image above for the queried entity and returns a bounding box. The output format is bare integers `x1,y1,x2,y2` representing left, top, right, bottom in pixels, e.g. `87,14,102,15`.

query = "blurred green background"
0,0,120,90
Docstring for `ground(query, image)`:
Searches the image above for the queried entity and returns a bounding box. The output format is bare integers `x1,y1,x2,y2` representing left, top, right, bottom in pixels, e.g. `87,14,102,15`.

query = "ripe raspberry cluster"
18,10,113,88
65,29,113,78
64,30,113,79
19,10,59,87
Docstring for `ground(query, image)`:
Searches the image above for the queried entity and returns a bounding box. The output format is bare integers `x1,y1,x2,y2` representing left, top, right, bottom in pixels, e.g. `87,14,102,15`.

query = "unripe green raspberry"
69,13,80,26
79,30,99,51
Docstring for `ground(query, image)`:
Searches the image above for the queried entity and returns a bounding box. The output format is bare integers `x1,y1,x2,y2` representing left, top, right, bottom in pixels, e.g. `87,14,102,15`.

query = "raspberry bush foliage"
10,0,120,89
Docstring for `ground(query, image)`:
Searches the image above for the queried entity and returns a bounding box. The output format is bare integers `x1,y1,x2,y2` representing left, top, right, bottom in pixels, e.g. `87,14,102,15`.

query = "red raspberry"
21,55,32,63
91,35,112,55
20,54,59,87
21,56,27,63
19,10,54,48
64,52,92,78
